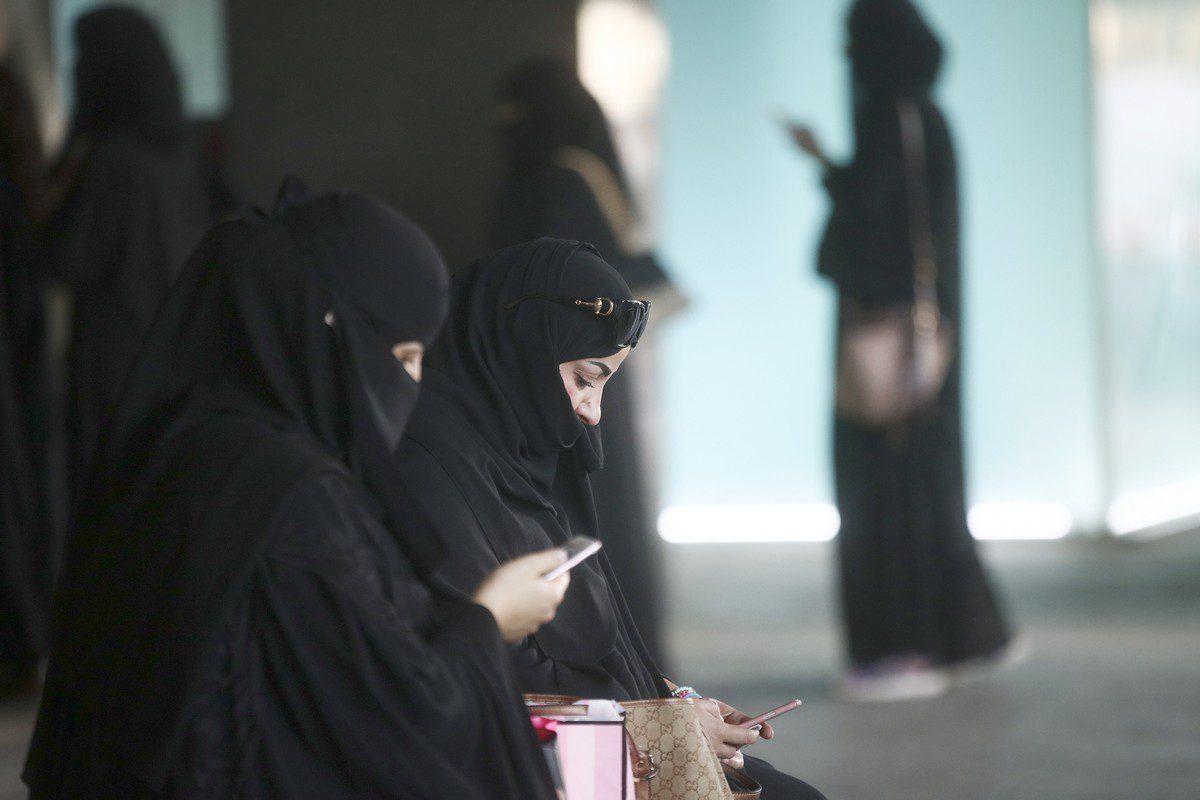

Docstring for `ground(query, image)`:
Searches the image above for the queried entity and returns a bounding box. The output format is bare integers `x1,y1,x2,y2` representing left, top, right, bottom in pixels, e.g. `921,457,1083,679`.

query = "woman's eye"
575,374,595,389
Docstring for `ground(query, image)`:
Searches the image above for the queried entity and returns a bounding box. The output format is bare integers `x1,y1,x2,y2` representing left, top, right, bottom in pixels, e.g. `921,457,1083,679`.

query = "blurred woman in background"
492,59,679,663
789,0,1018,701
25,186,565,799
0,8,50,699
48,6,220,492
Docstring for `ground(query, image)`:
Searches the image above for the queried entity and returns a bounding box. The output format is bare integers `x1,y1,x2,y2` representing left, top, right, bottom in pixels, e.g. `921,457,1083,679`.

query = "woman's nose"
577,398,601,426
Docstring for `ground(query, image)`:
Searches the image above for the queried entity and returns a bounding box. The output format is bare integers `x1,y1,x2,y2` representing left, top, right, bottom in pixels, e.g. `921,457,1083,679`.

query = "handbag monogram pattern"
622,699,735,800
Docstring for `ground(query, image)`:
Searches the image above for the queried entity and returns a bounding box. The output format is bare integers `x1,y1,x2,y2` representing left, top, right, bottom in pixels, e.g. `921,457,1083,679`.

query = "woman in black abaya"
24,185,564,799
789,0,1016,701
0,54,50,696
49,6,219,491
393,238,826,799
492,59,679,663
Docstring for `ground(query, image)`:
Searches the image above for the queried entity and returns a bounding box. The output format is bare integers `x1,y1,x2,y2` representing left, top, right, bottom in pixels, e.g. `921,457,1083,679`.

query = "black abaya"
164,472,553,800
817,0,1012,669
50,8,216,490
0,63,50,678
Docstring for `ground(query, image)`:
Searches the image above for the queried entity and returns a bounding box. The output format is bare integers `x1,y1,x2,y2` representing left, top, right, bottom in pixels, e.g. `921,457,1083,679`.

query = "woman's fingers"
695,698,759,758
721,753,746,770
724,723,761,747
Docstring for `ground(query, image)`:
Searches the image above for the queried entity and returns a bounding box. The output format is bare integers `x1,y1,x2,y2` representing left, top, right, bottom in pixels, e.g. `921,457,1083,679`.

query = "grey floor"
1,535,1197,799
664,535,1200,800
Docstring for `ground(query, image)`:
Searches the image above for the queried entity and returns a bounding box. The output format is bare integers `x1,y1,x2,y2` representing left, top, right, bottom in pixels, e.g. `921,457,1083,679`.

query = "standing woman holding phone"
787,0,1019,701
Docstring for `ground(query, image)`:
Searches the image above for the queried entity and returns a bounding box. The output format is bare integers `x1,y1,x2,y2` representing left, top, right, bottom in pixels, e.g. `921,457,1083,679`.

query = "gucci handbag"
623,698,760,800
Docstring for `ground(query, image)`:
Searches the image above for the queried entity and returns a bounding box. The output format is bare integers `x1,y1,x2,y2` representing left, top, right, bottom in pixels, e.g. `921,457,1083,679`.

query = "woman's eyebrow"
587,360,612,377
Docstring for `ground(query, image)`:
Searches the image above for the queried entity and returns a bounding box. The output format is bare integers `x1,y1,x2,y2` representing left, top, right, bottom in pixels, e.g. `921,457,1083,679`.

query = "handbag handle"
897,99,940,338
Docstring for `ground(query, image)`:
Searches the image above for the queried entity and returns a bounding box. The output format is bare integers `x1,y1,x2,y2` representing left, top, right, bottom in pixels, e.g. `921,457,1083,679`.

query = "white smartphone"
542,536,602,581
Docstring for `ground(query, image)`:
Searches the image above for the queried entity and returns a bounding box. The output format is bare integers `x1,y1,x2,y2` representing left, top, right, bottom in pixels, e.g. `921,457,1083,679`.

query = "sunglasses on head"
502,293,652,349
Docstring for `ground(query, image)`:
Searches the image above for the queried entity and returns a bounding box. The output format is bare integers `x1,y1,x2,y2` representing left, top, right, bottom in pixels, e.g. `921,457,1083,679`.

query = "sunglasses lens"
612,302,649,348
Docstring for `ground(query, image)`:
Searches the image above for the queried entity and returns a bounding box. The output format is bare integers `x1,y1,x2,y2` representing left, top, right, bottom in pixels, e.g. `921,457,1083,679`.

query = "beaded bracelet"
671,685,703,700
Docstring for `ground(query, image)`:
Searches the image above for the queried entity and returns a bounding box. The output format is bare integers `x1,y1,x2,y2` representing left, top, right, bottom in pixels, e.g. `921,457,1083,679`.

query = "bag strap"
896,99,941,338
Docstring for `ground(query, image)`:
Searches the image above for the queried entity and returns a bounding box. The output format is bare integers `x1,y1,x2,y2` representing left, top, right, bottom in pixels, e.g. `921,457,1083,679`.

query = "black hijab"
397,238,661,699
847,0,944,100
27,182,448,789
71,6,185,146
499,58,630,196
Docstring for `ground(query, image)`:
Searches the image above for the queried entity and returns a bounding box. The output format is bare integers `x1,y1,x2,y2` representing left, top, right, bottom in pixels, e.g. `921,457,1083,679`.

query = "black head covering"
847,0,944,98
397,239,661,699
431,238,632,482
71,6,184,145
27,181,449,788
498,58,629,195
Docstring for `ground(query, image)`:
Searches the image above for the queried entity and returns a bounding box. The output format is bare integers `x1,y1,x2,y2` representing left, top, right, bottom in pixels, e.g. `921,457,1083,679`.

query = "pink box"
543,701,636,800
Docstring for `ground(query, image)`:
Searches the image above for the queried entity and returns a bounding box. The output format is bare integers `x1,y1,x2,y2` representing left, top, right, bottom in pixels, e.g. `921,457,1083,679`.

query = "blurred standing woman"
25,186,564,799
0,26,51,696
789,0,1017,701
492,59,678,662
48,7,218,490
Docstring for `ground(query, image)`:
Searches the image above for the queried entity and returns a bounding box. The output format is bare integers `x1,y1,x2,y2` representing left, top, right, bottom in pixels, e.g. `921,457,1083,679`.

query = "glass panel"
1091,0,1200,535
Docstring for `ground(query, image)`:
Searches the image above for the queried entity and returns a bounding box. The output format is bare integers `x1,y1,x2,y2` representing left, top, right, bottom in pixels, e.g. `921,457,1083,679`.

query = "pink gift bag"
536,699,637,800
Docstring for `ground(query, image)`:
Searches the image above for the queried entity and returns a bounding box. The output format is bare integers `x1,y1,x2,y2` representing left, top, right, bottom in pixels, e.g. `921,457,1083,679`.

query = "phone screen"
542,536,602,581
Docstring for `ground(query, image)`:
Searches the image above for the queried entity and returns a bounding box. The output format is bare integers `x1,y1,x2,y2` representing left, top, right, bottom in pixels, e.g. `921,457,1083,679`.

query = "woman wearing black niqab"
492,58,679,666
393,239,827,799
790,0,1016,701
50,6,220,493
23,185,562,799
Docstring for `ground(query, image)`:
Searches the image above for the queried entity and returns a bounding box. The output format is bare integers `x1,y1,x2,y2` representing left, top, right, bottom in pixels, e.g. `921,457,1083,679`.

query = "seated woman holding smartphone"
24,187,567,799
392,238,827,799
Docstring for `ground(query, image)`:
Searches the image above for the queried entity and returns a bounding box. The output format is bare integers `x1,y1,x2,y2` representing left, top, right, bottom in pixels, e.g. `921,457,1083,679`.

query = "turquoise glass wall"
53,0,227,117
656,0,1104,531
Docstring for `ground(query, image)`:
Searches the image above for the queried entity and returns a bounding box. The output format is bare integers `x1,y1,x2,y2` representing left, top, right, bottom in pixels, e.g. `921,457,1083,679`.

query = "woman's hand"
473,549,570,643
692,697,767,770
787,123,830,169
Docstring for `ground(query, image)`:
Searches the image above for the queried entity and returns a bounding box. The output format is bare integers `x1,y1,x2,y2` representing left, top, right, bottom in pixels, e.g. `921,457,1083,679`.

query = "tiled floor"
1,534,1197,799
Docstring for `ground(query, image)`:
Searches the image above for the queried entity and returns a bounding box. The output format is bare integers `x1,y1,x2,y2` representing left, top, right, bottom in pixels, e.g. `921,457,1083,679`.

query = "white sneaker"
947,635,1031,688
836,656,951,703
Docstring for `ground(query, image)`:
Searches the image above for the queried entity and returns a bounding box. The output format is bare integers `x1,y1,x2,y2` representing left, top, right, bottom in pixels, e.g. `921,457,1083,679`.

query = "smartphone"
738,698,802,729
542,536,602,581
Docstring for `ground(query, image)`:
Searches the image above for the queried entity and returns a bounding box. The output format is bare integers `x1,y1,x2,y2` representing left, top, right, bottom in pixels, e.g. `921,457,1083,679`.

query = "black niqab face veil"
282,188,449,450
29,182,449,788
